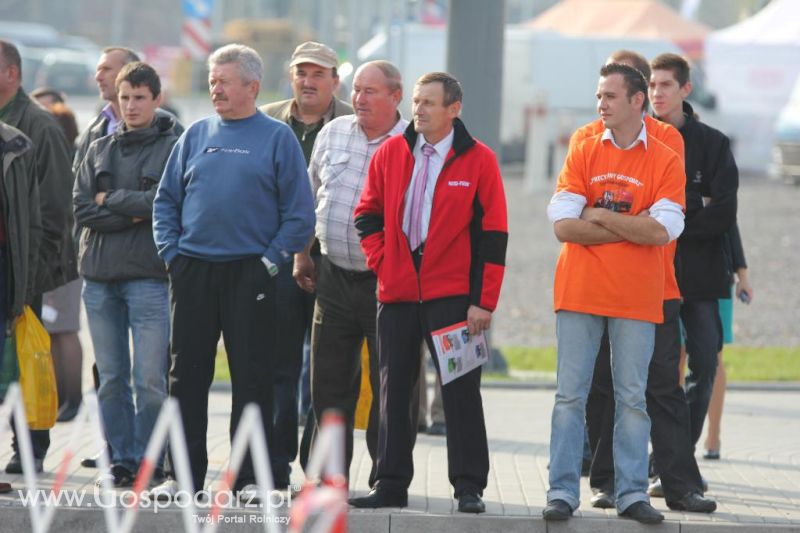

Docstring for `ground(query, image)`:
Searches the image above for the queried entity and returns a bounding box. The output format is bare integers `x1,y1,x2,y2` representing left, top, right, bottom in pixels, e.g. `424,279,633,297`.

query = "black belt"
326,258,375,281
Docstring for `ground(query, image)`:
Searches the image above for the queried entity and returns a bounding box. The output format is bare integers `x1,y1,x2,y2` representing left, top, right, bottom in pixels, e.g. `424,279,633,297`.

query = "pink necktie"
408,143,436,251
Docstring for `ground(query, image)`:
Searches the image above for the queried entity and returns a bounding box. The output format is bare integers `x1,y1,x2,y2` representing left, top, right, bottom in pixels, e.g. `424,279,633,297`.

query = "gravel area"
493,168,800,348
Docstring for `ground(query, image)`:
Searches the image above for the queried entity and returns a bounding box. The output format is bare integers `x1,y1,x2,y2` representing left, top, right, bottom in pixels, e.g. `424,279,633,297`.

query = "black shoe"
81,448,109,469
703,449,720,460
590,489,615,509
619,501,664,524
668,492,717,513
417,422,428,433
5,454,43,474
348,487,408,508
647,477,664,498
457,493,485,513
96,464,134,488
427,422,446,436
542,499,573,521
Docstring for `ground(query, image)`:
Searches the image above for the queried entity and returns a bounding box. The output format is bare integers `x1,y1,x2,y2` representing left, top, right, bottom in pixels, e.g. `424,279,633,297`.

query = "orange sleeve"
555,138,589,198
655,149,686,210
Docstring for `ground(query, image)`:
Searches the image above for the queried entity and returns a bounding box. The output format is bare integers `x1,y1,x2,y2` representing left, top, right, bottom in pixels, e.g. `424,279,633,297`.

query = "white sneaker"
149,478,180,502
237,483,262,505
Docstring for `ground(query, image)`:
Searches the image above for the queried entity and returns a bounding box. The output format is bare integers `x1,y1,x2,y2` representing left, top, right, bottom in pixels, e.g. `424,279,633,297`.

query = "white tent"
704,0,800,172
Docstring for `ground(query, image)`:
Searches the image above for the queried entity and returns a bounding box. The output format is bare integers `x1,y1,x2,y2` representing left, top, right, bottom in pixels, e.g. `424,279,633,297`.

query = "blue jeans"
82,279,169,472
548,310,655,512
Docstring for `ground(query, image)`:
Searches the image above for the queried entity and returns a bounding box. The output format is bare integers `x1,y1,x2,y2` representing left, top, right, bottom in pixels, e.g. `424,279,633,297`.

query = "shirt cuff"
650,198,685,242
547,191,586,223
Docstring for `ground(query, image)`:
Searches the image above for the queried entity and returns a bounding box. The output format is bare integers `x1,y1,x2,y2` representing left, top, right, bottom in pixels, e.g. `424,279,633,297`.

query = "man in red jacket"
350,71,508,513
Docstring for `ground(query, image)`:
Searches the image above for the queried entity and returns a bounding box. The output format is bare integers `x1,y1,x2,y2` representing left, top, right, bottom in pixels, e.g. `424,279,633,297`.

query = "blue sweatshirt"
153,111,315,267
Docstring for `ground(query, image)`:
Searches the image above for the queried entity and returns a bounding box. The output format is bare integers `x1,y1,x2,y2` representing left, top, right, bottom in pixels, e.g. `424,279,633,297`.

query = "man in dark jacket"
0,38,76,473
0,121,42,493
260,40,353,488
73,62,178,487
649,53,738,477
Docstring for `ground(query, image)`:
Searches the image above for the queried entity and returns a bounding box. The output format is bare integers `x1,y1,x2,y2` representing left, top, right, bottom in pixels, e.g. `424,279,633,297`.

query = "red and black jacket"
354,119,508,311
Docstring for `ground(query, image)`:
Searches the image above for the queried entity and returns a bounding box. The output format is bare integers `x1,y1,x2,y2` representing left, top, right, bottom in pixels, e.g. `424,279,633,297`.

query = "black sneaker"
457,493,485,513
619,501,664,524
5,454,43,474
542,499,573,521
667,492,717,513
96,464,135,488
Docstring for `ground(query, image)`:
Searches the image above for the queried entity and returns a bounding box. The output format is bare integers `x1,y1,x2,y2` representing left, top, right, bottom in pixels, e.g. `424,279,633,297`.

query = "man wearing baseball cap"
260,41,352,489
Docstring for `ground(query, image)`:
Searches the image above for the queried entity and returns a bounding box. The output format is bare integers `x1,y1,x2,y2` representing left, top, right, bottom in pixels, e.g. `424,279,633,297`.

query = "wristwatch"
261,256,279,277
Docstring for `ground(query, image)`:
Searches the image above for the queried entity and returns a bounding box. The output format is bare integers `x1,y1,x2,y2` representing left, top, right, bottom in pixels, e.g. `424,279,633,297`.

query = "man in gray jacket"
0,38,76,473
73,62,178,487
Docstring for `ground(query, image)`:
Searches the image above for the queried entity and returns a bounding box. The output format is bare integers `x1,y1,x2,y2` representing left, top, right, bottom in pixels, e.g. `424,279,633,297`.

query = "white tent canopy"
705,0,800,115
704,0,800,172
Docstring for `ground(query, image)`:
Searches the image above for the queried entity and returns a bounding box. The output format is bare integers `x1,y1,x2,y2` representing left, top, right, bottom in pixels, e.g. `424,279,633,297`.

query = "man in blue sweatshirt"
152,43,315,501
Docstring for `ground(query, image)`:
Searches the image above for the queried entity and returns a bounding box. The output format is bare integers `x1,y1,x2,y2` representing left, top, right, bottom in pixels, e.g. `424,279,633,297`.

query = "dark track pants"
165,255,276,492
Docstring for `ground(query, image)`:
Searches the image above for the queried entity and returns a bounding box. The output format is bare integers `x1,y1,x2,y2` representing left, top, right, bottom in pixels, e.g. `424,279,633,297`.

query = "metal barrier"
1,383,348,532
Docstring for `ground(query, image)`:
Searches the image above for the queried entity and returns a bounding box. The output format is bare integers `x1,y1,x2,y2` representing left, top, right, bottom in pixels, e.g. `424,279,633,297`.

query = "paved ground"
1,383,798,532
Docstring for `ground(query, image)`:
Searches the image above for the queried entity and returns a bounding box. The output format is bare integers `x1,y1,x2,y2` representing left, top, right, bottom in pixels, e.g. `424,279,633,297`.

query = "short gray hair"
360,60,402,94
208,44,263,83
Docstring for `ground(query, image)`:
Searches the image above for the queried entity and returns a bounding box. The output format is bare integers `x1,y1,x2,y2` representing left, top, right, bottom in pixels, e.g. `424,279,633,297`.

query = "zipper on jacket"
411,155,458,304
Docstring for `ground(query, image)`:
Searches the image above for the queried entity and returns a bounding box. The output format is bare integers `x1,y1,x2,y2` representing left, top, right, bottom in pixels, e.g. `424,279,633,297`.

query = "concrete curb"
2,506,798,533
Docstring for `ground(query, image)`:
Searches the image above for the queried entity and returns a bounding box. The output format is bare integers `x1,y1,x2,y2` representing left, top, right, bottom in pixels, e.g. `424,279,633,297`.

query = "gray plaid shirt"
308,114,408,272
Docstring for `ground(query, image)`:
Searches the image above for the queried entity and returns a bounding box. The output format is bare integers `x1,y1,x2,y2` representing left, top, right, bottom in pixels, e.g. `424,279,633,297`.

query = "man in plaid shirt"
293,60,407,486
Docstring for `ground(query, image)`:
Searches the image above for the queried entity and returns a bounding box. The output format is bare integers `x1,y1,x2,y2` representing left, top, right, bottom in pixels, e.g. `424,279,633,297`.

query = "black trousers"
309,256,379,485
271,262,315,485
165,255,276,492
681,299,721,445
374,295,489,497
587,299,703,504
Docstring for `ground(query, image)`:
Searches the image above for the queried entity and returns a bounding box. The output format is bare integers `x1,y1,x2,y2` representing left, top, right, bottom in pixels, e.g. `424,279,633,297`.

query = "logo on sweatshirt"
204,146,251,155
448,180,471,187
693,170,703,183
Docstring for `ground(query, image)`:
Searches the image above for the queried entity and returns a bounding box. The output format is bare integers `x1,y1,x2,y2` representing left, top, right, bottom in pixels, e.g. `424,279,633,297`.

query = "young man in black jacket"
73,62,179,487
649,53,738,480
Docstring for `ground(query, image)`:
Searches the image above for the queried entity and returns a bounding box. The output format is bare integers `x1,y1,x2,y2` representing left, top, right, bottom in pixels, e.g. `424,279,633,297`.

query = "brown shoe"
0,482,12,494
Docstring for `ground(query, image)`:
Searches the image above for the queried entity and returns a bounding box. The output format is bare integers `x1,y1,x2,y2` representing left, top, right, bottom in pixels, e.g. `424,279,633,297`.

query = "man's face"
95,51,127,102
118,81,160,130
596,73,640,129
351,65,400,132
291,63,339,112
209,62,258,120
412,82,460,140
649,69,690,119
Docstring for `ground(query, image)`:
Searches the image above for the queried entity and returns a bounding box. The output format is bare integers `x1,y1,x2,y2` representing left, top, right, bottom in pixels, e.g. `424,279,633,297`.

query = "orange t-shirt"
553,129,686,323
568,116,686,302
